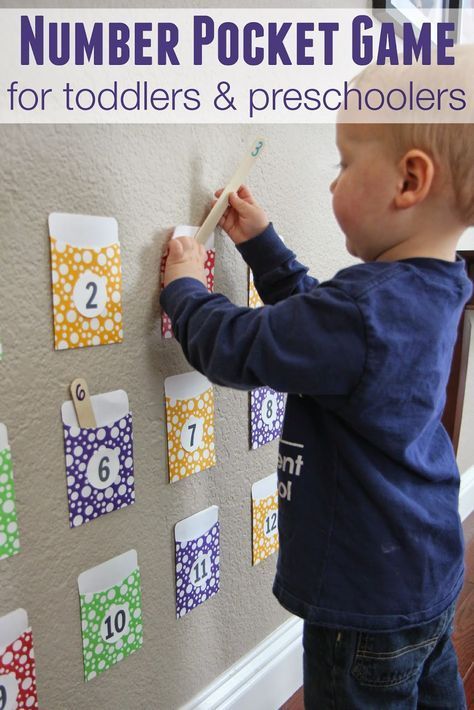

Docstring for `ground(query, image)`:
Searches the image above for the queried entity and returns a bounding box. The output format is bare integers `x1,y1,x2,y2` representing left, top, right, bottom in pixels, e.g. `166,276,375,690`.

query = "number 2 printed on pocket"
165,371,216,483
49,213,123,351
61,390,135,528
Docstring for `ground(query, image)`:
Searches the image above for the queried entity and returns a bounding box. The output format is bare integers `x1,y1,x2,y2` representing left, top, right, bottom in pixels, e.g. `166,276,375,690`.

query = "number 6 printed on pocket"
61,389,135,528
49,213,123,351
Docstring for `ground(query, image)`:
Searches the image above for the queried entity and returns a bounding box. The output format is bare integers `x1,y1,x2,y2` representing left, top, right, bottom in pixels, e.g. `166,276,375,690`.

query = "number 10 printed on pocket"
49,213,123,350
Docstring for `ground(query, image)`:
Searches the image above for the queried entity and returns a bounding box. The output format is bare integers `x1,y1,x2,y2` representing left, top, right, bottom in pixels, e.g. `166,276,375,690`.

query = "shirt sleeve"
160,277,366,397
236,223,319,304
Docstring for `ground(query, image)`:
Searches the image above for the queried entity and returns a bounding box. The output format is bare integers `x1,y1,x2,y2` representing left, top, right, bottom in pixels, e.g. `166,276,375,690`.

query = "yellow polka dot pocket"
248,269,263,309
165,371,216,483
251,473,279,566
49,213,123,351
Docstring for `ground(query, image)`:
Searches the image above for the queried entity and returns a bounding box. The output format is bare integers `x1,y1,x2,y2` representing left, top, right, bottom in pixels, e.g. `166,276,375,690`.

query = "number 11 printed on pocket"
49,213,123,351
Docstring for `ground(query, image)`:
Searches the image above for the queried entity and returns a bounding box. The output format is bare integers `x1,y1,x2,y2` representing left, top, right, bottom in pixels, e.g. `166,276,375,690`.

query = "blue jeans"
303,601,466,709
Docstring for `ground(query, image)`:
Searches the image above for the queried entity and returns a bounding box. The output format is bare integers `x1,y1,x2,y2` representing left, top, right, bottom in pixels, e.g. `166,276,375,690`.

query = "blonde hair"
351,45,474,225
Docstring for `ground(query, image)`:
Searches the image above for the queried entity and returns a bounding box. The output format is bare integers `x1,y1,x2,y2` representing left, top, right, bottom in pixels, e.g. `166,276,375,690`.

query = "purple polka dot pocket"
61,389,135,528
250,387,286,450
174,506,220,619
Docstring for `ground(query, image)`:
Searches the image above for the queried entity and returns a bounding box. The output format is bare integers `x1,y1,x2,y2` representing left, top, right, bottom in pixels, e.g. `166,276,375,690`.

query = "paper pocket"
78,550,143,681
61,390,135,528
175,506,220,618
250,387,286,450
161,226,215,339
0,424,20,561
248,269,263,309
0,608,38,709
165,371,216,483
252,473,279,566
49,213,123,351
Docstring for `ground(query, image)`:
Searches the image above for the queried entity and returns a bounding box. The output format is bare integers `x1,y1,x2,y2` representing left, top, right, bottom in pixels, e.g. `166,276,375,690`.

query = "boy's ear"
395,149,434,209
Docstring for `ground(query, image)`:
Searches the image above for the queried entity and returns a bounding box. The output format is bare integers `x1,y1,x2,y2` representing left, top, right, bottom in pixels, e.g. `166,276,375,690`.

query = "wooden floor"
281,512,474,710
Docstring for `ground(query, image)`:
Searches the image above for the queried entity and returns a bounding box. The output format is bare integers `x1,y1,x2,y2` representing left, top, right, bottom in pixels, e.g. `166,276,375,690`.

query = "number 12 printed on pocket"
49,213,123,351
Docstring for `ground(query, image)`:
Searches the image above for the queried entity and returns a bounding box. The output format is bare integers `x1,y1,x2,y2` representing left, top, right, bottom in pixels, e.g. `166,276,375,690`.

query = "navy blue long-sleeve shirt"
160,223,473,631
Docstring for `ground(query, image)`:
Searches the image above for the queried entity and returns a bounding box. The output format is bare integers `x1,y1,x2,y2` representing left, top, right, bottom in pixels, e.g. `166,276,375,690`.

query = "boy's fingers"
237,184,255,204
214,188,224,198
229,191,252,214
168,238,185,260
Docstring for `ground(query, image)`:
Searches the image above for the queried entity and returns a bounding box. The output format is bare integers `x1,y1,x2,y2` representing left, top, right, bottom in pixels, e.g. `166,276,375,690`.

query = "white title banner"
0,8,473,123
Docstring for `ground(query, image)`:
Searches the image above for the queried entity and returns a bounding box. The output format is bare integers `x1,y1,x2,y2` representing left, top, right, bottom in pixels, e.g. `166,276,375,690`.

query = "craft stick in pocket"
70,378,97,429
194,138,265,245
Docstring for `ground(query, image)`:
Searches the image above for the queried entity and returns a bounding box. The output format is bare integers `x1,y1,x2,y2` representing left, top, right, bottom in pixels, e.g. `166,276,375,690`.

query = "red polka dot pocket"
161,225,215,339
49,213,123,351
61,388,135,528
0,608,38,709
165,371,216,483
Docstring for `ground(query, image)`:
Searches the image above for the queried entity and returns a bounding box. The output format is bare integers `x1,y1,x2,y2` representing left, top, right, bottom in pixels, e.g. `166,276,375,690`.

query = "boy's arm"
215,186,317,304
237,222,318,305
160,277,365,397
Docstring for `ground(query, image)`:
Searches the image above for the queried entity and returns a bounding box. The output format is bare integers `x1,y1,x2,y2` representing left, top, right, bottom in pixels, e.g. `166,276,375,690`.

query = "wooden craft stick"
194,138,265,245
70,378,97,429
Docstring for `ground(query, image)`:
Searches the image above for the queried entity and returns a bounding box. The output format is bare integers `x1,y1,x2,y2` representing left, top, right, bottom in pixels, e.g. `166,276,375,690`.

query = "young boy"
160,119,473,708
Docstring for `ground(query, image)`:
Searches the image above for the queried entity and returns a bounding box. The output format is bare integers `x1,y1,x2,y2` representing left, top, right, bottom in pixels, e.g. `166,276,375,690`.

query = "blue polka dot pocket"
61,389,135,528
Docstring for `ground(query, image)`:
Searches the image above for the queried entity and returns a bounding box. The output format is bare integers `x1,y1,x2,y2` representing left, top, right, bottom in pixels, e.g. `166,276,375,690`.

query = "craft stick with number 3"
194,138,265,245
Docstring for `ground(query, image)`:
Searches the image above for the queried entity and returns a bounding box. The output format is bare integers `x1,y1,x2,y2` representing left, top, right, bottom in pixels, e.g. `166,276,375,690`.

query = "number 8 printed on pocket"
49,213,123,350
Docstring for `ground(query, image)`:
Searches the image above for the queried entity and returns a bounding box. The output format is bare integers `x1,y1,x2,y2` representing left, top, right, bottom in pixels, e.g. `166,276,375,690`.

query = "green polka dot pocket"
77,549,143,682
0,424,20,562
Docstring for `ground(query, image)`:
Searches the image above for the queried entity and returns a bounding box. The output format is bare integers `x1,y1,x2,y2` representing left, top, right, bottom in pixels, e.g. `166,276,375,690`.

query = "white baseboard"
460,464,474,522
182,473,474,710
180,616,303,710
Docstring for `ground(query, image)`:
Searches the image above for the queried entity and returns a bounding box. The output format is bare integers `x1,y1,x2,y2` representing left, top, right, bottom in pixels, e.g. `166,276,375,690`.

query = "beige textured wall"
0,1,371,708
0,118,356,709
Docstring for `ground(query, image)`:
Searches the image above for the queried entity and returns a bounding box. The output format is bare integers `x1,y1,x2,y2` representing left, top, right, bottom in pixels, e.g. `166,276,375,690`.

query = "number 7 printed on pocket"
49,213,123,351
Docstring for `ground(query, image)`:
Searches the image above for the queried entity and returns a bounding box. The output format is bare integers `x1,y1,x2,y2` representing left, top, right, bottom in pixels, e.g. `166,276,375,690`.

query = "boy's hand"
163,237,208,289
214,184,269,245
